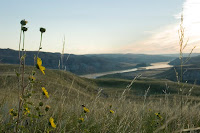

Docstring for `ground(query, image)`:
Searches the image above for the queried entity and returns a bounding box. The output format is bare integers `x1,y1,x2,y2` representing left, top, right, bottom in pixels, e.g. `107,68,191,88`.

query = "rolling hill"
0,48,175,75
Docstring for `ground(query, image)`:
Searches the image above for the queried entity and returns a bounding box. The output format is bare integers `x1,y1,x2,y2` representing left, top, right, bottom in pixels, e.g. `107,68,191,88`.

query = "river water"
80,62,172,79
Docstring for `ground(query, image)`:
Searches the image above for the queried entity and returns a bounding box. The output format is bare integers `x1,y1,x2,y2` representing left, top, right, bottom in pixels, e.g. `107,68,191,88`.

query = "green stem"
37,33,43,57
16,31,26,132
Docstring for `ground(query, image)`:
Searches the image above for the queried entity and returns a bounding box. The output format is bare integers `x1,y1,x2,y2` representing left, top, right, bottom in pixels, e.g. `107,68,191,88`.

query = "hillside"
0,49,175,75
2,63,200,99
2,64,200,132
169,55,200,66
155,55,200,84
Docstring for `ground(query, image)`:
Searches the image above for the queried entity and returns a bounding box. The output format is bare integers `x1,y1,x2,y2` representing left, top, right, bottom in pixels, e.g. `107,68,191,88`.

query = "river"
80,62,172,79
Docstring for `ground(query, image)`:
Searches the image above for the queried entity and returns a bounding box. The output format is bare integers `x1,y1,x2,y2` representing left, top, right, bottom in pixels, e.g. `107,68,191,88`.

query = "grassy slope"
2,64,200,132
92,78,200,96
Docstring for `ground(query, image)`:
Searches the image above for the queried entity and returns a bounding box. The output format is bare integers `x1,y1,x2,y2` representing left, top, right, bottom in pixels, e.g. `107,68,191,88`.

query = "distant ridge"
0,48,175,75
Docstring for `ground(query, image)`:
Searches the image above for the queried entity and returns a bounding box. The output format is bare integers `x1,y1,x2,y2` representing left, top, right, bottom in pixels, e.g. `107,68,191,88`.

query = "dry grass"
1,64,200,132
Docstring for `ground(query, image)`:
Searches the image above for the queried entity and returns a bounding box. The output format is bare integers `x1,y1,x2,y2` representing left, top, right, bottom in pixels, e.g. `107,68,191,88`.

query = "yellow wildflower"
49,117,56,128
24,108,30,115
9,109,14,115
79,117,84,122
42,87,49,98
36,57,45,75
155,113,162,119
110,110,115,114
9,108,17,116
29,75,36,81
83,107,89,113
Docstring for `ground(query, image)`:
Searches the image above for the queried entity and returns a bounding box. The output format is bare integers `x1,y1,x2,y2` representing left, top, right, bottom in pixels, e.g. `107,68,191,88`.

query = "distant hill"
85,54,175,64
2,63,200,97
156,55,200,84
0,49,175,75
169,55,200,66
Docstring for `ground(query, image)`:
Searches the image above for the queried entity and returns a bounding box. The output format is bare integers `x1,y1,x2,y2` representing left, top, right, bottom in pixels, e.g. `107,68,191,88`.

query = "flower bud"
39,102,43,106
40,27,46,33
45,105,50,112
21,27,28,32
20,19,28,26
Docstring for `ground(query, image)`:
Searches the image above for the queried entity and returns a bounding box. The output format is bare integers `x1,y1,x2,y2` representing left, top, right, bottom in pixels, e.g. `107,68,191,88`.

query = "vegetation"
1,15,200,133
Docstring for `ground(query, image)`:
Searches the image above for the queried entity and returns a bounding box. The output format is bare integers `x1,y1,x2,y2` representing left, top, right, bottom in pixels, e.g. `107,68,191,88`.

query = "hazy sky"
0,0,198,54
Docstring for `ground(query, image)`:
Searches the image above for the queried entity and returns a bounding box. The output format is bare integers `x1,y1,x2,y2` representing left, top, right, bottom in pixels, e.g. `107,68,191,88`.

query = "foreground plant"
6,19,55,132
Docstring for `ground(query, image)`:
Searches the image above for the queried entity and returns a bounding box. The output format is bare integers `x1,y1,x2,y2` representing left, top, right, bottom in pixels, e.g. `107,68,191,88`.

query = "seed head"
40,27,46,33
39,102,43,106
45,105,51,112
20,19,28,26
21,27,28,32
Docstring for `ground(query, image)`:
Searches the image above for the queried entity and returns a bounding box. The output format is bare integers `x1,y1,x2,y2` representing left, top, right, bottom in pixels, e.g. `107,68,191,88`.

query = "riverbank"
81,62,172,79
97,67,171,80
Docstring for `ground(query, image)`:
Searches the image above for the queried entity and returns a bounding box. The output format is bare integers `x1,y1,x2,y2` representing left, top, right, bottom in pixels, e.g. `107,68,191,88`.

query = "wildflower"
155,113,162,119
24,108,30,115
45,105,50,112
40,27,46,33
29,75,36,81
79,117,84,123
36,57,45,75
42,87,49,98
82,105,89,113
20,19,28,26
21,27,28,32
9,108,17,116
110,110,115,114
83,107,89,113
49,117,56,128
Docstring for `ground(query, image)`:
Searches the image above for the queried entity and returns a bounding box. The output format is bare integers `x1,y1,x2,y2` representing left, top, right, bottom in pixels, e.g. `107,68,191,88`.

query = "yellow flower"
83,107,90,113
24,108,30,115
155,113,162,119
110,110,115,114
36,57,45,75
42,87,49,98
9,108,17,116
49,117,56,128
79,117,84,122
9,108,14,115
29,75,36,81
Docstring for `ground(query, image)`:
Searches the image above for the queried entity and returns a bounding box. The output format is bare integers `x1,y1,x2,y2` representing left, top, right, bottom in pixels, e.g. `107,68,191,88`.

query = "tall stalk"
16,21,28,132
178,13,184,116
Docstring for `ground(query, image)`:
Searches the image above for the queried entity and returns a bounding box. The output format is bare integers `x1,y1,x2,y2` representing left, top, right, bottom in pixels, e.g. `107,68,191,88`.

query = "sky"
0,0,199,55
